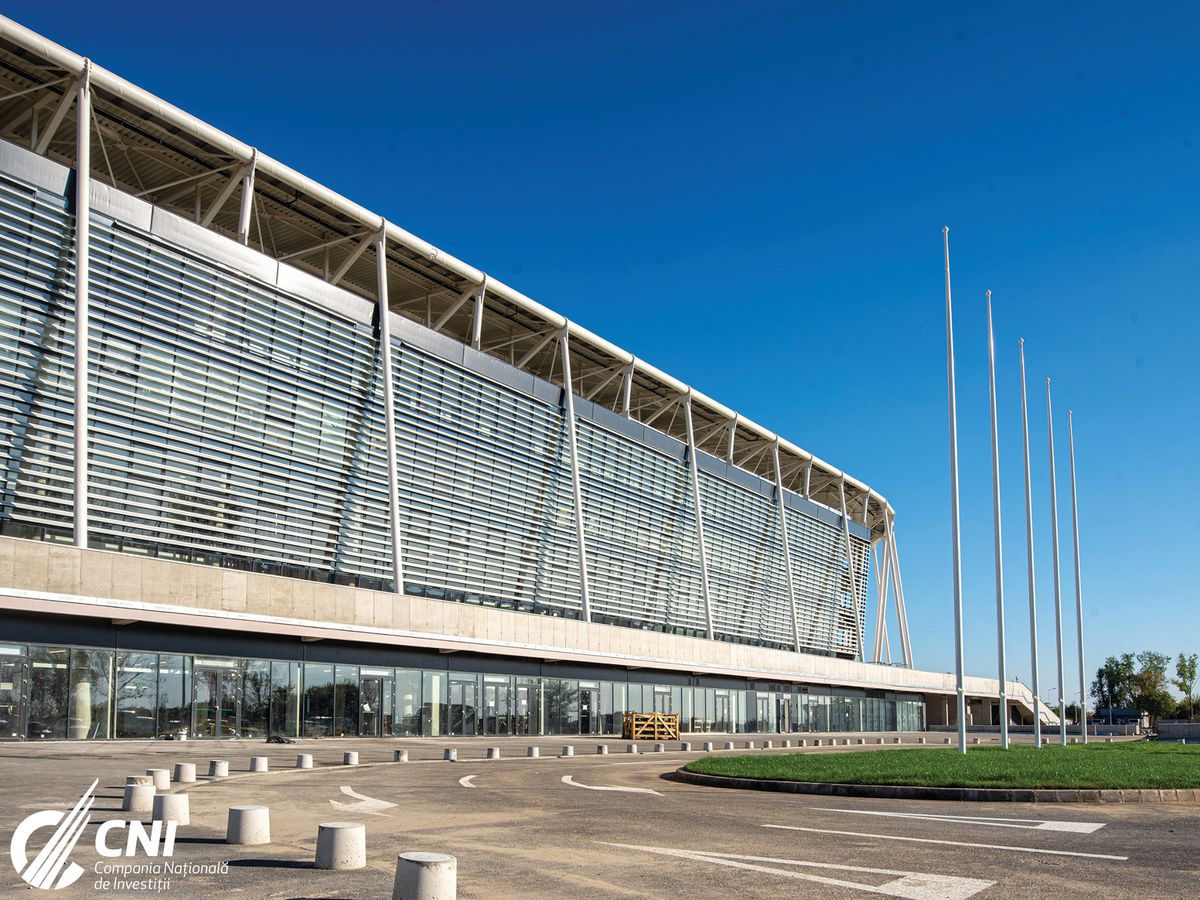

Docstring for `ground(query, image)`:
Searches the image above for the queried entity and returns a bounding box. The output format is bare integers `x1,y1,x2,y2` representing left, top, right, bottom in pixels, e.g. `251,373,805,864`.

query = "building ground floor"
0,611,926,741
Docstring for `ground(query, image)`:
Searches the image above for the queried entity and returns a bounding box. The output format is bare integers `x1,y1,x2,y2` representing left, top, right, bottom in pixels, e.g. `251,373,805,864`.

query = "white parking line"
458,775,477,788
601,842,994,899
561,775,662,796
328,786,397,817
817,807,1105,833
763,824,1127,860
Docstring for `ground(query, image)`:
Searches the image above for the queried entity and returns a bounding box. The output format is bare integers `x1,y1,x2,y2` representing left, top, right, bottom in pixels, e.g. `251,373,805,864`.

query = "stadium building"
0,17,1050,741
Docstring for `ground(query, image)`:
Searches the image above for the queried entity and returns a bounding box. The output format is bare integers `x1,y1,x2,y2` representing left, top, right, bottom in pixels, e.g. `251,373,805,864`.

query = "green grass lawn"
683,742,1200,790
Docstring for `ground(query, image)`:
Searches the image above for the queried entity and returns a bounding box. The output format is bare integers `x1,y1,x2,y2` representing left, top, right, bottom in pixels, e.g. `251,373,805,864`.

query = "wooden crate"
622,712,680,741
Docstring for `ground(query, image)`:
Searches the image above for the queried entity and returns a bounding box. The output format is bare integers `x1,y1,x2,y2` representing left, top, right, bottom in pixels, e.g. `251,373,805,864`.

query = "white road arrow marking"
562,775,662,796
763,824,1127,860
459,775,477,788
600,842,994,899
817,807,1105,833
328,785,397,817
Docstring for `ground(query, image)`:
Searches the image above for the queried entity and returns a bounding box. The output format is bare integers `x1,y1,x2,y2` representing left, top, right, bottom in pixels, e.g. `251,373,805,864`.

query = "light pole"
1046,379,1068,746
943,228,967,754
1068,412,1088,743
1018,340,1042,748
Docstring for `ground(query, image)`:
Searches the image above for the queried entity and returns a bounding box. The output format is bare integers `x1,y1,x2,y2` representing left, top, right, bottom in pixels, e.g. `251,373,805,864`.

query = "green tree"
1090,653,1136,718
1173,653,1198,722
1132,651,1175,724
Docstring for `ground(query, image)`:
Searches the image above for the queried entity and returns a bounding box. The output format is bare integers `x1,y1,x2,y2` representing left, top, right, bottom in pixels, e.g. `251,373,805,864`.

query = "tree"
1132,651,1175,724
1090,653,1136,719
1173,653,1198,722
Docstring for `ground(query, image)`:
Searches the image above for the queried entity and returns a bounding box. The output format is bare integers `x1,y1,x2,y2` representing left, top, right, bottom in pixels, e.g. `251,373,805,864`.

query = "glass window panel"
69,649,112,740
156,655,189,738
28,646,69,740
115,652,157,738
302,663,334,737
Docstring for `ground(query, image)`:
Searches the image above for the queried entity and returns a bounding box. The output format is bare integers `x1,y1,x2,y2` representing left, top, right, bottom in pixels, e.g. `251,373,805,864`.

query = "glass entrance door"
514,684,533,734
358,677,384,737
777,697,791,733
756,695,772,732
0,646,26,740
714,692,731,732
579,687,600,734
192,664,242,738
449,679,478,736
483,681,511,734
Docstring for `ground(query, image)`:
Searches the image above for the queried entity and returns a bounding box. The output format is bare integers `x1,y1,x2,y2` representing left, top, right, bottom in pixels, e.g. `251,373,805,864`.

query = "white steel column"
559,327,593,622
1068,411,1088,744
683,396,715,640
237,148,256,245
375,228,405,594
772,439,801,652
470,277,487,349
838,478,865,663
73,62,91,549
1046,378,1068,745
985,291,1010,749
1018,339,1042,747
942,227,967,753
887,516,913,668
620,360,634,416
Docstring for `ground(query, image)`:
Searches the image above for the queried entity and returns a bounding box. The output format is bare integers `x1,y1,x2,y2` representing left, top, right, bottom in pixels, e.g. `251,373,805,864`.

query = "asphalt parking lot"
0,734,1194,899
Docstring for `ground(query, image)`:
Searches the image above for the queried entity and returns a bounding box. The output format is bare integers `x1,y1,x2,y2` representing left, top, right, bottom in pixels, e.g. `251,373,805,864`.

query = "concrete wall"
0,536,1021,705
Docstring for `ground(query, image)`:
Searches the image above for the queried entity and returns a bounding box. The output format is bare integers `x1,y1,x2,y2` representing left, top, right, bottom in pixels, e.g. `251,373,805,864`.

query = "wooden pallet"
622,712,680,741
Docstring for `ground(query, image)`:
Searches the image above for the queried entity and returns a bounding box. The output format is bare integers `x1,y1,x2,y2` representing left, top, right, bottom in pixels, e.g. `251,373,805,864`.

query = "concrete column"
296,753,314,769
173,763,196,783
209,760,229,777
145,769,170,792
316,822,366,870
392,852,456,900
153,793,190,826
122,783,154,813
227,806,271,845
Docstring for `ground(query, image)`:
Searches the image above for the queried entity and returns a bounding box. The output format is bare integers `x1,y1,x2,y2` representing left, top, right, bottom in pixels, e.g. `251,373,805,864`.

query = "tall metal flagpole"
1019,340,1042,748
943,227,967,754
986,292,1009,749
1068,411,1088,744
1046,379,1068,746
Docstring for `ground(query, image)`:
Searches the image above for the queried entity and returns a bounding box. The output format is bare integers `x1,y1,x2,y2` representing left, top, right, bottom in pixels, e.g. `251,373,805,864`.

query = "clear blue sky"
15,3,1199,702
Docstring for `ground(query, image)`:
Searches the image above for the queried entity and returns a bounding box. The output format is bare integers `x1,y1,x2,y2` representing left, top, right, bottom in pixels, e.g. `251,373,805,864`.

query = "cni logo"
9,778,98,890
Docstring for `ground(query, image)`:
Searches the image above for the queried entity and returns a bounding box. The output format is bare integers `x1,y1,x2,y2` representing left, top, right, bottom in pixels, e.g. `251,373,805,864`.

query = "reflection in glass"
156,655,190,738
394,669,421,736
302,663,333,737
69,649,112,740
115,652,157,738
241,660,271,738
28,646,69,739
333,666,358,737
270,661,299,737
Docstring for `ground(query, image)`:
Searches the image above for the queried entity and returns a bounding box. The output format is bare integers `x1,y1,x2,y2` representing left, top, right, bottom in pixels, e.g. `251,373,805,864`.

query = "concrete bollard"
122,782,155,813
153,792,190,826
745,741,755,749
315,822,366,870
857,738,866,745
226,805,271,845
487,747,501,760
250,756,269,773
813,739,822,747
972,738,981,746
893,737,902,744
562,745,574,757
703,742,714,752
798,739,806,747
627,743,638,754
763,740,773,749
527,746,539,758
395,749,409,762
653,743,665,753
680,742,692,751
723,741,734,750
1104,737,1113,743
596,744,608,755
1070,737,1078,745
343,751,359,766
146,769,170,792
876,738,884,745
173,763,196,784
782,740,791,748
443,748,457,762
944,737,952,745
209,760,229,777
917,737,926,745
392,851,457,900
126,775,153,786
1042,736,1050,746
296,753,314,769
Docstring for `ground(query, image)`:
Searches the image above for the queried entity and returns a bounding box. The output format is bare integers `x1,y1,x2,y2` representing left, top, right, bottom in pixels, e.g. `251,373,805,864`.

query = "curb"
673,767,1200,803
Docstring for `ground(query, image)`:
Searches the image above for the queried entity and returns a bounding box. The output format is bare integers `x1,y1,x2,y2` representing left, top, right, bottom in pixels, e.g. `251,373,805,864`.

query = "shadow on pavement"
227,859,313,870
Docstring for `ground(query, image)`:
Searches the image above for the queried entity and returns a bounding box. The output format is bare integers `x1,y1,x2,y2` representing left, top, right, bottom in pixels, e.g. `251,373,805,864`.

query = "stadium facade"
0,18,1051,741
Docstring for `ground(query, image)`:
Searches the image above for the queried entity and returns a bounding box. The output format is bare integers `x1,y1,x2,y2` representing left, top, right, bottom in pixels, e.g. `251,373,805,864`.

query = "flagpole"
986,292,1009,749
1068,411,1088,744
943,227,967,754
1046,378,1068,746
1019,340,1042,748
